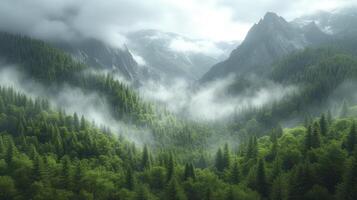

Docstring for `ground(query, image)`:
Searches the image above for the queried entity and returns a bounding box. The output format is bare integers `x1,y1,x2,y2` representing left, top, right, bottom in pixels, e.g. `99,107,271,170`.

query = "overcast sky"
0,0,356,46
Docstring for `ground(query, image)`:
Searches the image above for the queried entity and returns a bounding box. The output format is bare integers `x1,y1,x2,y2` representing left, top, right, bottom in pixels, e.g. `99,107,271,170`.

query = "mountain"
53,30,235,85
292,7,357,37
126,29,236,81
54,38,157,84
200,12,329,83
0,31,212,153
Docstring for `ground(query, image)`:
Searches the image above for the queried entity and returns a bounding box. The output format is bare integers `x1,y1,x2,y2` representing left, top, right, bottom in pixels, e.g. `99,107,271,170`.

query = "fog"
0,66,153,146
139,75,297,121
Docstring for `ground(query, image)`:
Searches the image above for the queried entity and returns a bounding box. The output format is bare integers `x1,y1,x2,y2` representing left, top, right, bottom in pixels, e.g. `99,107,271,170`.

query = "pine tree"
225,186,235,200
5,141,15,164
267,132,279,161
0,137,4,156
135,184,150,200
215,148,224,172
256,159,268,198
222,143,231,170
126,168,134,190
60,156,71,189
74,162,83,193
197,155,207,169
270,175,288,200
246,136,258,160
275,124,283,138
141,145,151,170
73,112,80,131
0,97,4,113
340,100,349,117
327,110,333,124
304,125,313,151
337,153,357,200
166,153,175,182
319,114,328,136
164,178,187,200
32,153,43,181
289,163,314,200
311,122,321,148
230,161,240,184
206,188,212,200
53,126,63,156
345,122,357,154
184,163,195,181
80,115,87,130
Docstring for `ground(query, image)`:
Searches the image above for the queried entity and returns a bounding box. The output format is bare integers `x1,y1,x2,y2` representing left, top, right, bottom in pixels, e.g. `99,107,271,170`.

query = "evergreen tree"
255,159,268,198
270,175,288,200
340,100,349,117
32,154,43,181
0,97,4,113
336,153,357,200
345,122,357,153
80,115,87,130
135,184,150,200
196,155,207,169
304,125,313,151
164,178,187,200
184,163,195,181
5,141,15,164
230,161,240,184
74,162,83,193
222,143,231,170
311,122,321,148
246,136,258,160
0,137,4,156
289,163,314,200
166,153,175,182
141,145,151,170
225,186,235,200
267,132,279,161
327,110,333,125
215,148,224,172
126,168,134,190
73,113,80,131
319,114,328,136
60,156,71,189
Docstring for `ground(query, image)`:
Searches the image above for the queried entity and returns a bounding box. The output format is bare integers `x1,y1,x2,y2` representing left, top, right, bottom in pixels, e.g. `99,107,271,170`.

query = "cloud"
1,0,354,45
0,65,153,146
169,38,225,57
129,50,147,66
139,75,296,121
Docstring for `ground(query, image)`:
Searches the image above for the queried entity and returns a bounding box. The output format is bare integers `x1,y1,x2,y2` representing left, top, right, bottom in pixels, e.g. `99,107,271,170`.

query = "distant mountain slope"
0,32,155,125
54,38,157,84
0,32,212,153
200,12,331,83
292,7,357,37
127,29,236,80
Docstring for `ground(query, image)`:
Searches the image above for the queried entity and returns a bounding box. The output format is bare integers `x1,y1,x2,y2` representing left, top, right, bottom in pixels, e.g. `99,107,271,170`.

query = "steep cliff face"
201,12,311,82
55,38,146,82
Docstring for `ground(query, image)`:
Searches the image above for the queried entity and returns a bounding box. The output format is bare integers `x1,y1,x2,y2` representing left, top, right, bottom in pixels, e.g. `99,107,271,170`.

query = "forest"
1,85,357,200
1,2,357,200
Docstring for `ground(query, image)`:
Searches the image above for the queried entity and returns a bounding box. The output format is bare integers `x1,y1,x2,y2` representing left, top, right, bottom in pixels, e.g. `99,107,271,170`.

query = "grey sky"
0,0,356,46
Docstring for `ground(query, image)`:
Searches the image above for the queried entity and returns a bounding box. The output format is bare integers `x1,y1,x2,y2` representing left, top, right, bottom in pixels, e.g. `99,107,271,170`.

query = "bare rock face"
200,12,328,83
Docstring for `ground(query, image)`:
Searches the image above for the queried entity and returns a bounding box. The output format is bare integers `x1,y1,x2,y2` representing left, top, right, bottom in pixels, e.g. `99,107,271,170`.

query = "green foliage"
2,32,357,199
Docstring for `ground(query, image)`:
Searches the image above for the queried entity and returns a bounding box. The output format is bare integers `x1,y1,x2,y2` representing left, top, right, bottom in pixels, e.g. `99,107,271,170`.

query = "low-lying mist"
138,74,297,121
0,65,153,146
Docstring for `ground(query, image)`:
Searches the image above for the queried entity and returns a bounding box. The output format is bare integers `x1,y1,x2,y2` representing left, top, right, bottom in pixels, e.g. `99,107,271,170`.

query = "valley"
0,2,357,200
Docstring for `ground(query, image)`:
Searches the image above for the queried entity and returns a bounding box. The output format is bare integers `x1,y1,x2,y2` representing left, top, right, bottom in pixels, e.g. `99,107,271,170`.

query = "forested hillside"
230,44,357,139
0,32,213,157
1,86,357,199
1,4,357,200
